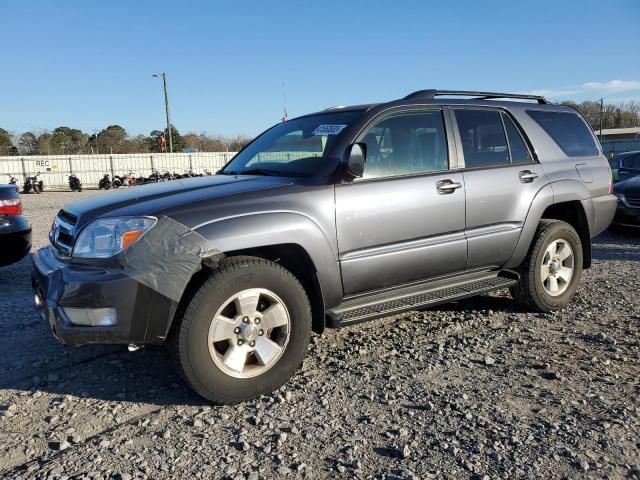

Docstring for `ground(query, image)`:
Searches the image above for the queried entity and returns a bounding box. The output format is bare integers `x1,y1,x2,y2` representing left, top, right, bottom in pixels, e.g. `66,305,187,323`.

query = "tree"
165,124,185,152
560,100,640,131
51,127,87,154
0,128,13,156
95,125,127,154
36,132,53,155
18,132,38,155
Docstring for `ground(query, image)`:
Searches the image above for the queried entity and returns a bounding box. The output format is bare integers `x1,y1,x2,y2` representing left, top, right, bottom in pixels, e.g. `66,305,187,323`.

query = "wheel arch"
505,181,593,269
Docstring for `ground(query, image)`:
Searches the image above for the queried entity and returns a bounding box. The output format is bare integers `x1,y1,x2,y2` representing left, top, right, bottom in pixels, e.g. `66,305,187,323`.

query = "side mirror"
344,143,366,179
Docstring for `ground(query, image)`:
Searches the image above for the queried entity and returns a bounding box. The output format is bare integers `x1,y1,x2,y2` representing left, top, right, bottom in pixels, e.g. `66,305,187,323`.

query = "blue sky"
1,0,639,137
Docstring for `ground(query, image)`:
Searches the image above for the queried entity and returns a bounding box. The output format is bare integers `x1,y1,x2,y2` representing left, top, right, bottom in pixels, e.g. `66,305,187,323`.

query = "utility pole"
153,72,173,153
599,97,604,142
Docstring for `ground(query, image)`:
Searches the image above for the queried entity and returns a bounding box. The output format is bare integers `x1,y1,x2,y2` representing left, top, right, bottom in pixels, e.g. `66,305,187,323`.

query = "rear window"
527,110,599,157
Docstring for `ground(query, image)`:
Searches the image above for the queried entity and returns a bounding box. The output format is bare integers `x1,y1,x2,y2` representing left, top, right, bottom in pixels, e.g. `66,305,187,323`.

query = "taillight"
0,198,22,216
604,157,613,194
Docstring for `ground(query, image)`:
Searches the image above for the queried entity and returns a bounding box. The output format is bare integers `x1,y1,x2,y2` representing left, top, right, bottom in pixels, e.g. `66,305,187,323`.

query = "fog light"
63,307,117,327
34,293,42,307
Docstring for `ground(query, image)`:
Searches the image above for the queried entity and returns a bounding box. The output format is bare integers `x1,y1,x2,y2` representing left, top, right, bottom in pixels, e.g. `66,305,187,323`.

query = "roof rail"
403,89,549,104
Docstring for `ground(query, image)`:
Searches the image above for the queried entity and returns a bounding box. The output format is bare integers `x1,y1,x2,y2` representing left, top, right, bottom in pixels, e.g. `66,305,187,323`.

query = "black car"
609,150,640,183
613,176,640,227
0,185,32,266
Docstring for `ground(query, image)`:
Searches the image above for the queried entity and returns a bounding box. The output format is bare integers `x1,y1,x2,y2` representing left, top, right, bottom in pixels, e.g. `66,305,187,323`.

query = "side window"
455,110,510,167
360,111,448,179
622,153,640,170
502,113,532,163
527,110,599,157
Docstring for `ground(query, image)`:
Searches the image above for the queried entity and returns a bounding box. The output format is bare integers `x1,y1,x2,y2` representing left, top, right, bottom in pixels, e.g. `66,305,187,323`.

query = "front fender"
195,211,343,308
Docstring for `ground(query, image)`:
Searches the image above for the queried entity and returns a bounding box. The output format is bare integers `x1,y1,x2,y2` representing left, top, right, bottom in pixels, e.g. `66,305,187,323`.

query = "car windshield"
220,111,363,177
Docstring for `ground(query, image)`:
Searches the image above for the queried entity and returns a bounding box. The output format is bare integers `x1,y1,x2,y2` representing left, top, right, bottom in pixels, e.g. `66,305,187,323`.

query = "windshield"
220,111,363,177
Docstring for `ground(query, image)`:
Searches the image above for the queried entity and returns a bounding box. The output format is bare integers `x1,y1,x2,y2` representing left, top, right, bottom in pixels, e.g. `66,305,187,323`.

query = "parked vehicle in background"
23,173,43,194
0,185,31,266
609,150,640,183
612,176,640,227
68,174,82,192
98,174,112,190
33,89,616,404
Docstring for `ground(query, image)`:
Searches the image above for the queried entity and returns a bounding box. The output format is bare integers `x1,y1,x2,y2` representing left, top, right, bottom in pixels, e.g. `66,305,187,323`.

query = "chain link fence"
0,152,237,190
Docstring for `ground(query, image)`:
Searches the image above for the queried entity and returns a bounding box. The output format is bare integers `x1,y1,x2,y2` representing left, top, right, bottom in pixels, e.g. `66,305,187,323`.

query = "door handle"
436,180,462,194
519,170,538,183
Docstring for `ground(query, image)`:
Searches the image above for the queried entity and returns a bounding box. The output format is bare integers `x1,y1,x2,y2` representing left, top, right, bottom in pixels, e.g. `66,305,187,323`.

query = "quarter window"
527,110,599,157
360,111,449,179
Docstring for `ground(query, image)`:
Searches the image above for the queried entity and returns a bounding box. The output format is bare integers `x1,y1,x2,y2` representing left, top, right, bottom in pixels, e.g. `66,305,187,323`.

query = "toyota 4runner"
32,90,617,404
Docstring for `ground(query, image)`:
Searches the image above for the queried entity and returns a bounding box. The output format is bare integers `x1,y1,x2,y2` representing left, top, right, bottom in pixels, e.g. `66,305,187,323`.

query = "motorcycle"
23,172,44,194
98,173,112,190
112,175,126,188
6,174,19,192
68,174,82,192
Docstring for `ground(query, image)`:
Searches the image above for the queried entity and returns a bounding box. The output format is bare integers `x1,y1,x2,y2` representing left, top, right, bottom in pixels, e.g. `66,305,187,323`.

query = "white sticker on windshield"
313,124,347,136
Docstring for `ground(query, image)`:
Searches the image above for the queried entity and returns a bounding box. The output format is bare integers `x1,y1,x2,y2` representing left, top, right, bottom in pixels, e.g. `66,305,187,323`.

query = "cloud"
520,80,640,99
520,88,581,98
582,80,640,93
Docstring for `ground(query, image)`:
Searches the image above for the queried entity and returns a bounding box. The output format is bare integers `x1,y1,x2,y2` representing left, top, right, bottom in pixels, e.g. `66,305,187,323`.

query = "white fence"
0,152,238,190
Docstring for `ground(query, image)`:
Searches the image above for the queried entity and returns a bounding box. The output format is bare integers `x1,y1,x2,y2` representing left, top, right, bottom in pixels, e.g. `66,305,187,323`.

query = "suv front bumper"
32,246,175,346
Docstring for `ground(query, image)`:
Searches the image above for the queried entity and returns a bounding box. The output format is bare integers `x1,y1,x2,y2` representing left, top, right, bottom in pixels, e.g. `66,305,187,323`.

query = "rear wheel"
171,256,311,404
511,220,583,312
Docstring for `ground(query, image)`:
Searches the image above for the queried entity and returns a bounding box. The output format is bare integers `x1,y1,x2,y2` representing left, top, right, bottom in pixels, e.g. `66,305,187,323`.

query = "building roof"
595,126,640,135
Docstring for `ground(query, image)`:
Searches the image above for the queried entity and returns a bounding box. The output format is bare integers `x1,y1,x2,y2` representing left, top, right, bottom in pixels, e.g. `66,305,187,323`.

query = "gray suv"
32,90,617,404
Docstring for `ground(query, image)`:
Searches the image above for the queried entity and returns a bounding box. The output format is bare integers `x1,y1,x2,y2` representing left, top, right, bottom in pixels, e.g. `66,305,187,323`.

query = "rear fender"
504,180,592,269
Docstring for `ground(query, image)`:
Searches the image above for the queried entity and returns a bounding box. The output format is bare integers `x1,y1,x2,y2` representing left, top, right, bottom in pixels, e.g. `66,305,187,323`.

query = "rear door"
335,108,467,295
450,107,546,269
619,153,640,182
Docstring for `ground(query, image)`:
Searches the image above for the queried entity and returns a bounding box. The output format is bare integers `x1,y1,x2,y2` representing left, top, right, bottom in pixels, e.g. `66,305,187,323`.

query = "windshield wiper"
221,168,281,176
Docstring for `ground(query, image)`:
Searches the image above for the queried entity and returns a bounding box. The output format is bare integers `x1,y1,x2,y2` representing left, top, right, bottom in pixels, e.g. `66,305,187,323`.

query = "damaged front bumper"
32,216,223,346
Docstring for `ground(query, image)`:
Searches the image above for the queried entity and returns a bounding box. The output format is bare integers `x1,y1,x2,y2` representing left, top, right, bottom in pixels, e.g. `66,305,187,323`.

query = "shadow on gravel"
0,259,206,407
424,293,530,315
592,228,640,262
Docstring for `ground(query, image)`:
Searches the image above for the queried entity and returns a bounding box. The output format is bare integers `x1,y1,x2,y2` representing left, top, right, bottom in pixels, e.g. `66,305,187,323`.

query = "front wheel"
511,220,583,312
171,256,311,404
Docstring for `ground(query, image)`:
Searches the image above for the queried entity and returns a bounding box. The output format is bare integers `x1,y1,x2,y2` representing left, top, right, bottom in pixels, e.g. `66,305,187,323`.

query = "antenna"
281,82,288,122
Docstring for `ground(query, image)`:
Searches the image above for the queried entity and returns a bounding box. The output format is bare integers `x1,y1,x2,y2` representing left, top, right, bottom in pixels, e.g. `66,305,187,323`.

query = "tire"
77,184,82,192
511,220,583,312
171,256,312,404
34,185,41,194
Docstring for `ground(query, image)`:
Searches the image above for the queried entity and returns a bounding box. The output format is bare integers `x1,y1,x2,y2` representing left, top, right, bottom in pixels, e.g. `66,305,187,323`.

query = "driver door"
335,109,467,295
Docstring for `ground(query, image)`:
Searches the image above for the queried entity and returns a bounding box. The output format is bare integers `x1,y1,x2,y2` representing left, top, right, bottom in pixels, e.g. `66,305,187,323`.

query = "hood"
614,175,640,196
62,175,293,228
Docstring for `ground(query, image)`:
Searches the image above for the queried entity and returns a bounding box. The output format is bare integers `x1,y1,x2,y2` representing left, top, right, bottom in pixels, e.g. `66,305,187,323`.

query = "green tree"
18,132,38,155
164,124,185,152
51,127,87,154
94,125,127,154
0,128,13,156
37,132,53,155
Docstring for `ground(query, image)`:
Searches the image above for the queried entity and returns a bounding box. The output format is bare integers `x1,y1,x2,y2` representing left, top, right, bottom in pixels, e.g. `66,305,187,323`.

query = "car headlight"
614,191,626,202
73,217,156,258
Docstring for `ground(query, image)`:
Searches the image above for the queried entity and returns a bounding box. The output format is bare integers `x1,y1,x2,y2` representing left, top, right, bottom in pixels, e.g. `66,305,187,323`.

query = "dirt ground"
0,191,638,479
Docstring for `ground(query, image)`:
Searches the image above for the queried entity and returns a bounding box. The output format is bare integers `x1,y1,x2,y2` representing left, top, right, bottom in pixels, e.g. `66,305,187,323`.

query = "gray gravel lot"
1,190,639,479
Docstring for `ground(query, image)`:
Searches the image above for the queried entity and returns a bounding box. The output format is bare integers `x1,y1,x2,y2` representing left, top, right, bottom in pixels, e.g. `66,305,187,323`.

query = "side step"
327,270,518,327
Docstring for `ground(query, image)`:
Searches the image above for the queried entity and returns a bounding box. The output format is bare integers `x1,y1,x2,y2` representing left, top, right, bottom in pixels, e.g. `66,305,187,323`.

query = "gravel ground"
0,191,639,480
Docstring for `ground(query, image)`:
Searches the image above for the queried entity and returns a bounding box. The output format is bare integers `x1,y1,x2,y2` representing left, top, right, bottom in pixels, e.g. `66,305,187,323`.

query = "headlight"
73,217,156,258
614,191,626,202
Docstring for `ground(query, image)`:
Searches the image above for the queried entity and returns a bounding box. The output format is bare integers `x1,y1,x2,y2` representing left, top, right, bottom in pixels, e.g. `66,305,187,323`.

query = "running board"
327,270,518,327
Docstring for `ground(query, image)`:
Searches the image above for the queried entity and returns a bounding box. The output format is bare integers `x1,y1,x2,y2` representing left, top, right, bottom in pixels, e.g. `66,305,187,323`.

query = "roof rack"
403,89,549,104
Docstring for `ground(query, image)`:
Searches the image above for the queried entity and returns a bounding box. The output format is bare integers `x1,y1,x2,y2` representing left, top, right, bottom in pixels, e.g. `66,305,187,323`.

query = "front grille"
51,209,77,255
626,196,640,208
